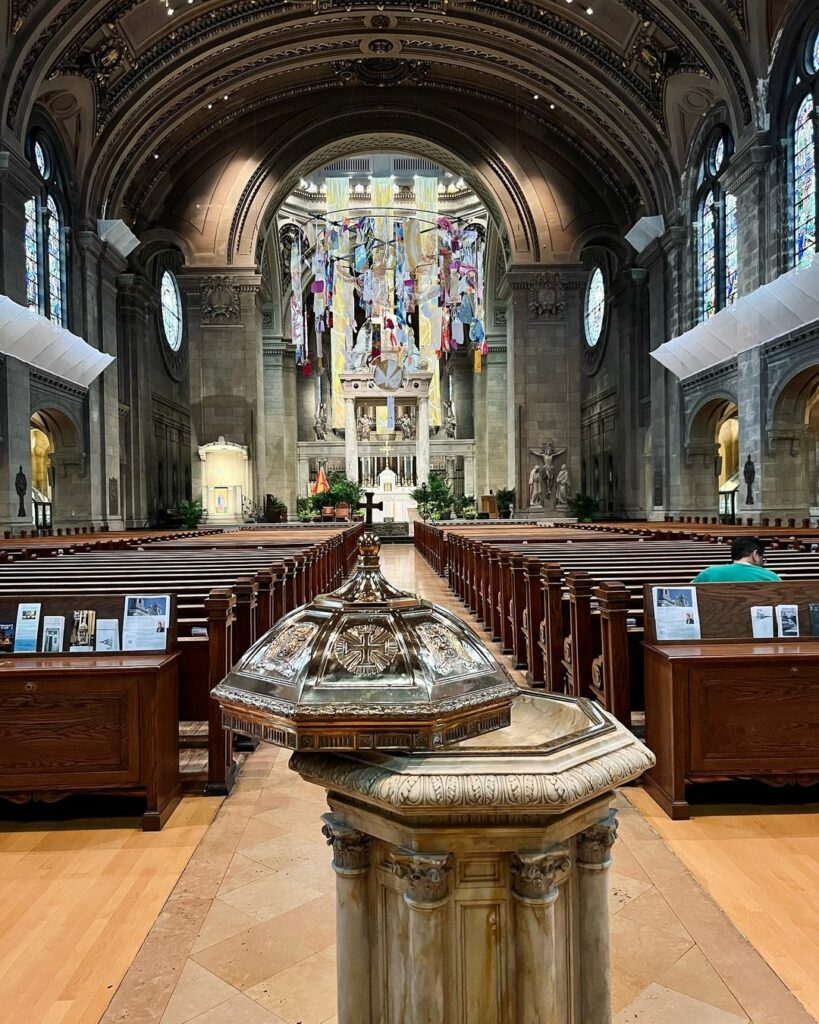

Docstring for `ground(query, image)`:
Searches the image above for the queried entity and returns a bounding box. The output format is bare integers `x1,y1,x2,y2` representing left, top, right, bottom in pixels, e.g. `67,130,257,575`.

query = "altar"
369,467,417,524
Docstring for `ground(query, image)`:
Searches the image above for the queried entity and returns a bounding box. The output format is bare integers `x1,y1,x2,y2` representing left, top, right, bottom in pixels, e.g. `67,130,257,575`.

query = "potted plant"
178,499,204,529
266,495,287,523
566,493,598,523
429,471,454,520
496,488,515,519
411,483,433,521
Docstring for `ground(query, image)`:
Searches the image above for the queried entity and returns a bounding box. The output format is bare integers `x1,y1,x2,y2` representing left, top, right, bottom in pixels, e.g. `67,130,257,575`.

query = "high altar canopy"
290,175,487,431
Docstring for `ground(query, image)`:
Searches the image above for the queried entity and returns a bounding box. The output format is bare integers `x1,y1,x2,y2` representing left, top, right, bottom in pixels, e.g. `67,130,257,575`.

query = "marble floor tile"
159,959,241,1024
187,993,289,1024
614,982,749,1023
217,871,324,923
245,946,337,1024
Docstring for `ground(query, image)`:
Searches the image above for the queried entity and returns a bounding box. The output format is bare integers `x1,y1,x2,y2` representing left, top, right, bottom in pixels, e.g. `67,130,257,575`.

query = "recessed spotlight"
533,93,539,100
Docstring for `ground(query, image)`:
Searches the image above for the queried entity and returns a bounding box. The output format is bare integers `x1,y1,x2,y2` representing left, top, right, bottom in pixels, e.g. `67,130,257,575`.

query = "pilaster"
262,316,298,512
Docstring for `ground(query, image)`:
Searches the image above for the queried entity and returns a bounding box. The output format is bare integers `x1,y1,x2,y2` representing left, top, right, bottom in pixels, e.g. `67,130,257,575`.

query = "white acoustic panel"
97,219,140,258
625,215,665,253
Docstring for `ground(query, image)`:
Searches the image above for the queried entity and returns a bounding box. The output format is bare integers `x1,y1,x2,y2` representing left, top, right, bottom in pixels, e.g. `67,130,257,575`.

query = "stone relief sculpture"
357,409,374,441
555,464,570,509
529,441,566,502
528,273,566,320
314,402,328,442
528,464,543,508
201,276,242,325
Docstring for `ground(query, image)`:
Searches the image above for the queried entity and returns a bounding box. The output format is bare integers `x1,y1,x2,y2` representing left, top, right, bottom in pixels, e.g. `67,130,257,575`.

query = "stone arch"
684,396,738,518
766,363,819,515
29,406,90,526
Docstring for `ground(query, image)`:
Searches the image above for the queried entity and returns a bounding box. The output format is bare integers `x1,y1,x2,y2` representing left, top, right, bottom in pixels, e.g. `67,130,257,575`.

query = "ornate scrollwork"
390,851,452,907
201,276,242,325
417,623,483,678
528,273,566,320
332,58,430,87
576,810,618,867
251,622,317,677
321,814,371,874
333,624,399,677
511,848,571,901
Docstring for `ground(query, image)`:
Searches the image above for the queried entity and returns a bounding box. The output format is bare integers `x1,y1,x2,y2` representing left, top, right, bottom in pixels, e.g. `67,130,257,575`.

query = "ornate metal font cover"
212,532,519,751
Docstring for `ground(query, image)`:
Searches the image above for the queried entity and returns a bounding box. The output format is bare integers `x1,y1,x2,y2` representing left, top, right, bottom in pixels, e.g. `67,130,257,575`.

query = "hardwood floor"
626,786,819,1021
0,797,220,1024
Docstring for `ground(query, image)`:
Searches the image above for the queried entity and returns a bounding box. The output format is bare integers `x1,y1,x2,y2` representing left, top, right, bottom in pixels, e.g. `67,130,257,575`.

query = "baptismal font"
212,533,654,1024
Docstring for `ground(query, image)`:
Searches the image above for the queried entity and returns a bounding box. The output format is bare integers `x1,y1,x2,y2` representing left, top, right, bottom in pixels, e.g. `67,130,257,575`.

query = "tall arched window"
790,34,818,268
24,134,68,326
695,127,738,323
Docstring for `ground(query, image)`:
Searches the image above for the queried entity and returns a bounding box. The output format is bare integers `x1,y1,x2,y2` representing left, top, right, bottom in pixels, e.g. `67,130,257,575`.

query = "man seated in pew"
691,537,781,583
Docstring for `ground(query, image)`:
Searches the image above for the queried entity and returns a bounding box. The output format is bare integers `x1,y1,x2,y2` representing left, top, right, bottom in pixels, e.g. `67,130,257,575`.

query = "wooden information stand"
0,594,182,829
642,582,819,819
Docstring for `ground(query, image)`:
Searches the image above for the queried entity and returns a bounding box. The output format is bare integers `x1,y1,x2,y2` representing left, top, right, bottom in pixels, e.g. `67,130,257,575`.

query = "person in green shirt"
692,537,782,583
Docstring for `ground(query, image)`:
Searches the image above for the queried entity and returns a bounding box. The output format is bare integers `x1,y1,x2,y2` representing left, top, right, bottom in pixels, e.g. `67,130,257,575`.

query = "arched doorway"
685,398,738,519
30,409,90,528
769,365,819,516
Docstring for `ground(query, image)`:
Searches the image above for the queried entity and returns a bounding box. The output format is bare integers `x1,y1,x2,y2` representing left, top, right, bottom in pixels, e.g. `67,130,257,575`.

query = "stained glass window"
711,137,725,176
793,93,816,268
584,267,605,347
812,32,819,75
34,140,48,179
699,191,718,321
160,270,183,351
46,195,64,326
724,193,738,306
25,198,40,313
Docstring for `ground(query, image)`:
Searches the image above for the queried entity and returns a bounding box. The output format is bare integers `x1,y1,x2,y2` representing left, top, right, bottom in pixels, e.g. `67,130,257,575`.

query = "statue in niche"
744,455,755,505
314,403,328,442
528,464,543,508
529,441,566,502
444,402,457,439
397,411,415,441
555,464,571,509
15,465,27,518
357,409,374,441
348,321,371,371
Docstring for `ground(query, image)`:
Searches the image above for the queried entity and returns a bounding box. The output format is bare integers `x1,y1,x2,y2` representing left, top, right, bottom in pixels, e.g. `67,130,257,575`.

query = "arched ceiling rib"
2,0,765,232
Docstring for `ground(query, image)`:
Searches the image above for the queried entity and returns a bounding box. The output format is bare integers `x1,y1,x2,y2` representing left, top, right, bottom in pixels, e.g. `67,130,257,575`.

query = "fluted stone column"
392,851,452,1023
322,815,372,1024
417,396,431,484
577,810,618,1024
511,847,570,1024
345,398,358,482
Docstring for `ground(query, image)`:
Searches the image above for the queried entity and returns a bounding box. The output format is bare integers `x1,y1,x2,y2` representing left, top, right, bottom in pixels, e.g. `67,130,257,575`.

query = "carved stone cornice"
390,851,452,908
0,149,40,199
576,810,618,868
321,814,371,875
511,847,570,903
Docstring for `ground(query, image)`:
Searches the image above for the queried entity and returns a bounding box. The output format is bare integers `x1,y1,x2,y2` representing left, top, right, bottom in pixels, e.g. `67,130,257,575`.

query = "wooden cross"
357,490,384,527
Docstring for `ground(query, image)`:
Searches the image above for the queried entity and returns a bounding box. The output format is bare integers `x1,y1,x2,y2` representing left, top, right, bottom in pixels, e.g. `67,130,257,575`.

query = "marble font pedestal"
292,693,654,1024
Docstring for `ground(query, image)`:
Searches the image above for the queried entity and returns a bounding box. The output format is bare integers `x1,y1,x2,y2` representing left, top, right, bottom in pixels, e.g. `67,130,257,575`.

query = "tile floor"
101,546,815,1024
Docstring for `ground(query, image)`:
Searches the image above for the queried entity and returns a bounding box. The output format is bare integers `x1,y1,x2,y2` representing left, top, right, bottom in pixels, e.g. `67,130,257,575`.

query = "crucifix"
357,489,384,526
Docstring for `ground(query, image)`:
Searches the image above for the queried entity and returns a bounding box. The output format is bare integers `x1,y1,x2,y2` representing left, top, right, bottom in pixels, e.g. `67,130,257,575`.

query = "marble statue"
313,402,328,442
528,464,543,508
15,464,27,518
555,464,570,508
530,441,566,501
398,411,415,440
744,455,755,505
348,321,371,371
403,326,421,371
444,402,457,439
356,409,374,441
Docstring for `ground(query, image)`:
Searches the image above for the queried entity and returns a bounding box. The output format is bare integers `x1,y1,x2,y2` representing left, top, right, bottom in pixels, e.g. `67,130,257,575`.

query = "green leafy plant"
266,495,287,522
496,488,515,518
566,493,598,522
462,503,478,520
297,497,319,522
327,472,362,509
178,499,204,529
411,483,433,520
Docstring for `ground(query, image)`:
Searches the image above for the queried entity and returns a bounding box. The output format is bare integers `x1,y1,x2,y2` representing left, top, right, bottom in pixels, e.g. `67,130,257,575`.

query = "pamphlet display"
0,622,15,651
41,615,65,652
750,606,775,639
122,595,170,652
69,610,97,652
651,587,701,641
96,619,121,652
13,603,41,653
775,604,800,638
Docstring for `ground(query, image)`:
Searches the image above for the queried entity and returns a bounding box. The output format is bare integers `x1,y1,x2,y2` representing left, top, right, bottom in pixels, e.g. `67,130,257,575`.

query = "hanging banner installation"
415,175,442,427
325,178,351,430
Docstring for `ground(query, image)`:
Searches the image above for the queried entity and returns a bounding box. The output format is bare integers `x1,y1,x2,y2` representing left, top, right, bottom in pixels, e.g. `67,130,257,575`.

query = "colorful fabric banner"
326,178,350,429
415,175,442,427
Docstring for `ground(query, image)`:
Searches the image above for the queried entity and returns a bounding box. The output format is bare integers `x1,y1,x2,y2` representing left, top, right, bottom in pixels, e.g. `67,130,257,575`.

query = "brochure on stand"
14,603,41,652
96,619,120,653
41,615,65,652
122,595,170,652
652,587,701,641
750,606,775,639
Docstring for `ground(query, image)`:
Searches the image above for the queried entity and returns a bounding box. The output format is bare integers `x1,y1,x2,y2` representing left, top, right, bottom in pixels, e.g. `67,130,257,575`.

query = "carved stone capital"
390,851,452,908
511,847,570,903
576,810,618,869
201,275,242,325
321,814,371,875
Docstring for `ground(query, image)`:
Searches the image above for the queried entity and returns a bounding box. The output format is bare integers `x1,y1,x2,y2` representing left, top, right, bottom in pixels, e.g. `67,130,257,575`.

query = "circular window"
33,140,49,179
711,136,725,175
160,271,183,351
584,267,606,347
